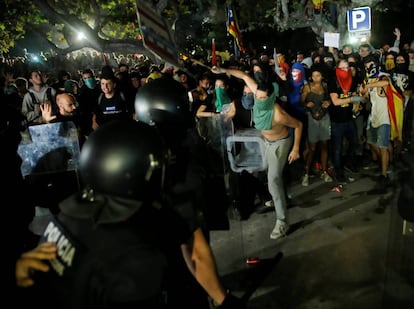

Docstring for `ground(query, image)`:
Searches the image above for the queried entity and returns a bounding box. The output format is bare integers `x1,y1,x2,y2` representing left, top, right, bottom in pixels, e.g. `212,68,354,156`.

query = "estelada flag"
227,4,245,53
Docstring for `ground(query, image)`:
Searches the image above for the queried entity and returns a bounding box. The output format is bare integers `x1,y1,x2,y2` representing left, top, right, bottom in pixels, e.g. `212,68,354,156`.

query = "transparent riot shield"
225,127,269,221
226,128,267,174
196,113,235,230
17,122,81,213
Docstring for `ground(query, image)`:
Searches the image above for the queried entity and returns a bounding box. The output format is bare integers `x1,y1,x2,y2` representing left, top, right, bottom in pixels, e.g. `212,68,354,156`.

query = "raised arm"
211,66,258,94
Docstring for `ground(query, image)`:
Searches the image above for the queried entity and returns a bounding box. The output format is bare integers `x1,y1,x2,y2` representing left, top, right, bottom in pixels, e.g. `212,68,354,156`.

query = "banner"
226,4,245,53
135,1,178,65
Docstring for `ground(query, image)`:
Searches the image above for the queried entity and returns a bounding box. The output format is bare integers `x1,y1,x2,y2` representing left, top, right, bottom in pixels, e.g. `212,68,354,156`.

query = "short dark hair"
82,68,95,76
100,65,116,81
363,54,379,65
257,81,274,96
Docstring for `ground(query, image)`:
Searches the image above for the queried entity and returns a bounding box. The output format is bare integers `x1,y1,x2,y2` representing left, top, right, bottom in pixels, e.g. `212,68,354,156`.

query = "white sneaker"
270,220,289,240
301,174,309,186
321,171,333,183
264,200,274,207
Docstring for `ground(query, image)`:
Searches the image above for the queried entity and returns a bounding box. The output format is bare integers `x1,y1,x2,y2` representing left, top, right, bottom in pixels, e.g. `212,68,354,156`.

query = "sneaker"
344,164,359,173
321,171,333,182
363,160,378,170
270,220,289,240
256,200,274,214
347,175,355,182
335,174,347,184
301,174,309,186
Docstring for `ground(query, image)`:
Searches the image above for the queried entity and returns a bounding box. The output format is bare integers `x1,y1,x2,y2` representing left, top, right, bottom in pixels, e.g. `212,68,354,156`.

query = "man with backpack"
92,65,131,130
21,70,56,126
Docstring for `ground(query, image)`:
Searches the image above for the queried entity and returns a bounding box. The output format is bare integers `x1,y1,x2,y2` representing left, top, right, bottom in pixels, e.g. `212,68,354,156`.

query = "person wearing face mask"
77,68,101,139
359,56,393,189
384,50,398,73
328,58,363,184
391,52,414,153
196,73,236,149
407,48,414,73
285,62,308,166
210,65,303,240
241,62,277,111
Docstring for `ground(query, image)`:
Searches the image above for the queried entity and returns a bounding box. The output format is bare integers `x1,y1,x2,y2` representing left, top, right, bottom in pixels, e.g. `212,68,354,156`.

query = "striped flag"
227,4,245,53
386,81,404,142
211,38,217,66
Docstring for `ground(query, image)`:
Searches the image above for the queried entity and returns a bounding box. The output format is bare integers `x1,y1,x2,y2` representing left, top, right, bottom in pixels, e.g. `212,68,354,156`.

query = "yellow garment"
146,72,163,83
312,0,327,10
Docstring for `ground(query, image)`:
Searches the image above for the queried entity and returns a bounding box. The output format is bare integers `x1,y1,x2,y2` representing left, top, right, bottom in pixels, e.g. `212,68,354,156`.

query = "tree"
0,0,38,53
2,0,411,57
4,0,145,55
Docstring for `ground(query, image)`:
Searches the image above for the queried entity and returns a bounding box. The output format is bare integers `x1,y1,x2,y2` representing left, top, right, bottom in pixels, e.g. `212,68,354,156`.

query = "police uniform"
33,192,194,309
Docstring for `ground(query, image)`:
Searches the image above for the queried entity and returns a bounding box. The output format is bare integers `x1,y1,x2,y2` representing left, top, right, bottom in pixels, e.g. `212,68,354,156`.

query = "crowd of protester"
2,28,414,213
2,26,414,306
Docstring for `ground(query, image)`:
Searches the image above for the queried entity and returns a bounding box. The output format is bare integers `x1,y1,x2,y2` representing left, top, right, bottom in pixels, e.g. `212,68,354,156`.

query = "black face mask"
395,63,408,73
366,63,379,78
254,72,265,84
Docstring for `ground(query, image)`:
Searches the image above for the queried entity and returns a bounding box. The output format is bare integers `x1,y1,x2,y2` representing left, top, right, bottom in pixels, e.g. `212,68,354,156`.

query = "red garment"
335,68,352,96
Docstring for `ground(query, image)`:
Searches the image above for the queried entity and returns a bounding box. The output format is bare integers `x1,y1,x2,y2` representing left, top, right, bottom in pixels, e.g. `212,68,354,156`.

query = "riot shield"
17,122,81,213
197,113,234,173
196,114,235,230
226,128,267,174
226,128,269,220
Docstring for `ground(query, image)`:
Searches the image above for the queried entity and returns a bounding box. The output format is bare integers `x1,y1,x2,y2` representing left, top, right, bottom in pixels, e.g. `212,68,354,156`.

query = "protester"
210,65,303,240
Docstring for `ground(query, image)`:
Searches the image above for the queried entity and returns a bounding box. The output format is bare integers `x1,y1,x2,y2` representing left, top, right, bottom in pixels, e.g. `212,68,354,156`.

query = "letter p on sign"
347,7,371,32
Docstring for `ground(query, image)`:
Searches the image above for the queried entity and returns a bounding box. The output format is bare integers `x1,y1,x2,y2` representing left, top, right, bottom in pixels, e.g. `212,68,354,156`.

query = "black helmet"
79,120,165,200
135,76,195,130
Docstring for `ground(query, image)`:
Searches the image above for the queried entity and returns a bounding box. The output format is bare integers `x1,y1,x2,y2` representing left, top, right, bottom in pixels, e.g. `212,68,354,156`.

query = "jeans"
331,120,357,175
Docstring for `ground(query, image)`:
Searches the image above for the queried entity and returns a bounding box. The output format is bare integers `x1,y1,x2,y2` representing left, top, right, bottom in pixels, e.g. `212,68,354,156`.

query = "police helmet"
135,76,195,130
79,120,165,200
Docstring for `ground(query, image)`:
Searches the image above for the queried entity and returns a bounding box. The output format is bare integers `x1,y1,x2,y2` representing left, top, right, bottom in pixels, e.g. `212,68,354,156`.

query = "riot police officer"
135,76,244,308
17,120,174,308
16,119,244,308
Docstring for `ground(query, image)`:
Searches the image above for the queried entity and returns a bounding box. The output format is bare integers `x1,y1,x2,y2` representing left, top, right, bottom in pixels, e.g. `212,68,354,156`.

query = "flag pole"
233,38,239,59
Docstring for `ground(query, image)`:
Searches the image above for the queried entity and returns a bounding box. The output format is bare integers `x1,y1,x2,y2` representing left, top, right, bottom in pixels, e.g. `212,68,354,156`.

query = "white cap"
301,57,313,68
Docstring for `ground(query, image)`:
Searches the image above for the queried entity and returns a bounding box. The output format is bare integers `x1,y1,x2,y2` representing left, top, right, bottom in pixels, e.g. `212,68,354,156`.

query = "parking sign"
347,7,371,32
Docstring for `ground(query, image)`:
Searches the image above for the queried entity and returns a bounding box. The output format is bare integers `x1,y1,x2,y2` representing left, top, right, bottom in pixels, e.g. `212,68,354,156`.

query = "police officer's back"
25,120,190,309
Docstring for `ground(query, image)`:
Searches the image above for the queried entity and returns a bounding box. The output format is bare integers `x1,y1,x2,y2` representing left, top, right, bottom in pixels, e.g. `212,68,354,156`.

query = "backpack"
97,91,126,105
29,87,54,106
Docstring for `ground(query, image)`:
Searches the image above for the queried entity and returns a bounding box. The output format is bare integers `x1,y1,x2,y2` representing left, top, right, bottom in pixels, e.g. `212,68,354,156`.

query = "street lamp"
77,31,86,41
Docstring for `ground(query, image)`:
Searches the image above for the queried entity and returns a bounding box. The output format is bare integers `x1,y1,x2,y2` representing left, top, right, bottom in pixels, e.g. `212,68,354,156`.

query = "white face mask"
409,59,414,72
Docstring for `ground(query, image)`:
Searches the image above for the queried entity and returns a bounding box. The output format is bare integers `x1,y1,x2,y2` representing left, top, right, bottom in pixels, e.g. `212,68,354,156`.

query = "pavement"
27,146,414,309
209,150,414,309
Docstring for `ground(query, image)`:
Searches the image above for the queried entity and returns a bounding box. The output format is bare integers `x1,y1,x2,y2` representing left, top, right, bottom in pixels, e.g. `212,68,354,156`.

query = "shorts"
307,112,331,143
366,123,390,148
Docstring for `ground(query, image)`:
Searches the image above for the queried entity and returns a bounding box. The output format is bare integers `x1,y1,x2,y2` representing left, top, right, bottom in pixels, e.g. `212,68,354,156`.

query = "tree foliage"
1,0,407,57
4,0,145,55
0,0,39,53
